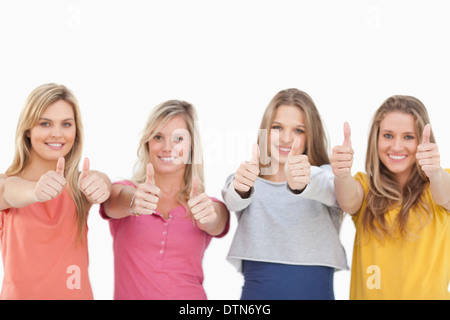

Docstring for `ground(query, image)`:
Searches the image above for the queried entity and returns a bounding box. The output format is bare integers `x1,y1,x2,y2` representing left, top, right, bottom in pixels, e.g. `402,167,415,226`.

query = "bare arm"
429,169,450,210
416,125,450,210
0,175,36,210
334,175,364,215
0,158,66,211
331,122,364,215
102,164,160,219
0,175,9,210
102,184,136,219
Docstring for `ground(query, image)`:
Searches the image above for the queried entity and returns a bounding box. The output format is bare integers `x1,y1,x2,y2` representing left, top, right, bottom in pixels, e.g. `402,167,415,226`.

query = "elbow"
337,200,360,215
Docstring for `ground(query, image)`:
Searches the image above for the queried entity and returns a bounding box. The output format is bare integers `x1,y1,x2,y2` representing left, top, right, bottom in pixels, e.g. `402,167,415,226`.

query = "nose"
50,125,63,138
280,130,293,145
392,137,404,151
163,138,174,151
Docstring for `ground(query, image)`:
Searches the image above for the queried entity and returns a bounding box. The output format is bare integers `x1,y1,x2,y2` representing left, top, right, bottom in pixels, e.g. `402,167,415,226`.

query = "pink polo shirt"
99,181,229,300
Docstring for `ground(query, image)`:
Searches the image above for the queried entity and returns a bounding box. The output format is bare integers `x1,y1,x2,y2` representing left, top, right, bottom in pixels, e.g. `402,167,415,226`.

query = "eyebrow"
381,129,416,135
271,121,306,128
38,117,75,122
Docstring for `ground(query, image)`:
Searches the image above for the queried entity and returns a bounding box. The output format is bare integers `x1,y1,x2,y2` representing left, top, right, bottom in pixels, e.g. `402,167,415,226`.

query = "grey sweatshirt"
222,164,348,272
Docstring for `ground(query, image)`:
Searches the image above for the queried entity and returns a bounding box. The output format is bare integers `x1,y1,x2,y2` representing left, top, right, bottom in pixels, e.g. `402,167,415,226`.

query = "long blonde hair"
258,88,330,172
132,100,204,204
363,95,433,241
6,83,88,238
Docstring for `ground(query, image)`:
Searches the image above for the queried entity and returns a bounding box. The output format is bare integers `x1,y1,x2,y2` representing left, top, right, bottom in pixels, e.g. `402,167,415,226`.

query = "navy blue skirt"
240,260,335,300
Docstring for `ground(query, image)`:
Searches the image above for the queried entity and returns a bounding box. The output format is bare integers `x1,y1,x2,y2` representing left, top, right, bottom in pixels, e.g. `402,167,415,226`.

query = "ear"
25,130,31,138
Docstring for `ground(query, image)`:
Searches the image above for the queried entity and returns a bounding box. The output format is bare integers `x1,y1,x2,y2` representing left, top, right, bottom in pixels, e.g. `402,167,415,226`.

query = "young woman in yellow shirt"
331,95,450,299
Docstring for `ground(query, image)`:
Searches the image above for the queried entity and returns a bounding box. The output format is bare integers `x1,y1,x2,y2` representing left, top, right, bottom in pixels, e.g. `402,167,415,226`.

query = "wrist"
334,173,353,180
428,166,444,181
287,182,306,194
235,188,252,199
129,194,140,216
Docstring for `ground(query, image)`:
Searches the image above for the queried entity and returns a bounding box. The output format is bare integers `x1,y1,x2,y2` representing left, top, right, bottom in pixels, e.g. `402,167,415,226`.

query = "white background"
1,0,449,300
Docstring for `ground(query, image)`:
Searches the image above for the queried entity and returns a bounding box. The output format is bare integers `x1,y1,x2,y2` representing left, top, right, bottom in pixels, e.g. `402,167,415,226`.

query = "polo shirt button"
160,250,164,254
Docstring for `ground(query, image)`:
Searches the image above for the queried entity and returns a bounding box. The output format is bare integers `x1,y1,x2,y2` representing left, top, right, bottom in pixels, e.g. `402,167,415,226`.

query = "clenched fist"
233,143,260,197
131,163,160,215
284,138,310,191
32,157,66,202
331,122,354,178
78,158,111,204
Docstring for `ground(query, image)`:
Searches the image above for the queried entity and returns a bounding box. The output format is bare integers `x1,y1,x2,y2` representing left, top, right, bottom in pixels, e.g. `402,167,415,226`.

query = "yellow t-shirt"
350,170,450,300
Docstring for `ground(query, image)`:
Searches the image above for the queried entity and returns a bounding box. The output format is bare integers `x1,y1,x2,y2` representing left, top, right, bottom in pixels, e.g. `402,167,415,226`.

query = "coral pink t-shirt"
100,181,229,300
0,189,93,300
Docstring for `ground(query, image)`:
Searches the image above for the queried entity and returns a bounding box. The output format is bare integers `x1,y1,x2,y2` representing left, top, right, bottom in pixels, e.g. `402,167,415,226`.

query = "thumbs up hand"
284,138,311,191
131,163,160,215
331,122,354,178
188,175,217,225
416,124,441,179
32,157,67,202
233,143,260,198
78,157,111,204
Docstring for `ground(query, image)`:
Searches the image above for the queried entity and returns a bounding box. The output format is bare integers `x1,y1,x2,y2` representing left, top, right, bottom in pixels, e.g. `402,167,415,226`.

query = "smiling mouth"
160,157,176,162
46,143,64,149
388,154,407,160
277,146,291,153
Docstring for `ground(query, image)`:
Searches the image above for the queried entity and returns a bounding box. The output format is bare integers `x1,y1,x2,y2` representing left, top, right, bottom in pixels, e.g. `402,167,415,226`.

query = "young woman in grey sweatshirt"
222,88,348,300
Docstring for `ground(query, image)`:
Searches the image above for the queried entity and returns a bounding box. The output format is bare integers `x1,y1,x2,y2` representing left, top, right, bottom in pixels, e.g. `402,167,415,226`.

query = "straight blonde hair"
363,95,433,241
132,100,204,205
6,83,88,239
258,88,330,172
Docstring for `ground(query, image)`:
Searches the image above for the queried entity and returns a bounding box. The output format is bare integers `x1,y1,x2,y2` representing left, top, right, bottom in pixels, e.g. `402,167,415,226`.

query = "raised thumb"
56,157,65,176
422,124,431,145
145,163,155,185
343,122,352,148
288,138,302,157
250,143,260,166
190,175,200,198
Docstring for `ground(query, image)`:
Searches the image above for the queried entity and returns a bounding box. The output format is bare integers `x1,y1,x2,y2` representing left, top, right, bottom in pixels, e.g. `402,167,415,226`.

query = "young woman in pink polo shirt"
0,83,111,299
101,99,230,300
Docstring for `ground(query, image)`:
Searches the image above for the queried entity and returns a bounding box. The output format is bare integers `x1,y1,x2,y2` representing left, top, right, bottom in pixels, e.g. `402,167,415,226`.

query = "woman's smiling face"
28,100,76,163
269,105,307,166
147,115,191,175
378,111,419,187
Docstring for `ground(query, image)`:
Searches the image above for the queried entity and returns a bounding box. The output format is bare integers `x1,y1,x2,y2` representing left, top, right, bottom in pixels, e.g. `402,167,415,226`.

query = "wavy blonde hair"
132,100,204,205
6,83,88,238
258,88,330,172
363,95,434,241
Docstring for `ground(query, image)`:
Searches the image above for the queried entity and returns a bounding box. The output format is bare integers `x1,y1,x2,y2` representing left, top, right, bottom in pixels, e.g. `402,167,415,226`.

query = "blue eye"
295,128,305,134
271,126,281,130
383,134,393,139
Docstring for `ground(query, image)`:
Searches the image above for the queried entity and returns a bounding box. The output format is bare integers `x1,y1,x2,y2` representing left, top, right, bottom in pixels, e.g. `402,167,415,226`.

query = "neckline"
256,176,286,186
